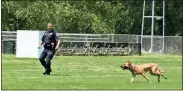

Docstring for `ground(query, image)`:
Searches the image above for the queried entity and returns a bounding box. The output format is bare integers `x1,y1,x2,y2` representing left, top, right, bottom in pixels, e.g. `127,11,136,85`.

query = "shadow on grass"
50,74,70,76
133,81,150,83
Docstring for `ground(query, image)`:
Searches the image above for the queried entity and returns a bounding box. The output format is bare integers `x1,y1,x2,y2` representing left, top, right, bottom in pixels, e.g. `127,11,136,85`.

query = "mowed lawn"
2,54,182,90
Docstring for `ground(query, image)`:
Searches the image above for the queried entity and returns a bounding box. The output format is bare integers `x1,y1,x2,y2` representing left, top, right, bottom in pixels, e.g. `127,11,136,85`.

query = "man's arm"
55,40,61,50
38,41,44,49
53,32,61,50
38,32,45,49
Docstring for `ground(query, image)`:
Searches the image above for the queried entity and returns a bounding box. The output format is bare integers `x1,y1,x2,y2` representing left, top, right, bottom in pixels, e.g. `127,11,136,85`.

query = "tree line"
1,0,182,36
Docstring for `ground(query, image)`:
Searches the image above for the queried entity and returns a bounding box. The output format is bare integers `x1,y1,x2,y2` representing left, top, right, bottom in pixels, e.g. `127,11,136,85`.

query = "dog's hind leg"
161,74,168,79
156,69,168,80
149,71,161,82
158,69,168,79
158,73,167,80
151,66,158,74
151,69,168,81
150,71,161,82
158,75,160,82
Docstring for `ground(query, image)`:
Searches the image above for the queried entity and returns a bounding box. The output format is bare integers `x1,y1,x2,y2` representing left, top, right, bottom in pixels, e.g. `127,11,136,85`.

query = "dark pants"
39,49,55,71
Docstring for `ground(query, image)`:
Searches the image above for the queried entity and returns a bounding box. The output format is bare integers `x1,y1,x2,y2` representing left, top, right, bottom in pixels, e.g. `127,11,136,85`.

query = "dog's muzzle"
121,66,128,70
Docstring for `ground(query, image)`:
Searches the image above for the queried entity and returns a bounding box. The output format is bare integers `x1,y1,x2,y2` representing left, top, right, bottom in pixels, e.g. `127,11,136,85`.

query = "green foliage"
1,1,182,35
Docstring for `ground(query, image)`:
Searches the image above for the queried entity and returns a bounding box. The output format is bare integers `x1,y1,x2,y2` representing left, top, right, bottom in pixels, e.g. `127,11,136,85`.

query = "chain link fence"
2,31,182,55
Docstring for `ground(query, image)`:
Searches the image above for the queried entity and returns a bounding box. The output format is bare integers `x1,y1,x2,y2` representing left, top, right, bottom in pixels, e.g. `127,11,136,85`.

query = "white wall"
16,30,45,58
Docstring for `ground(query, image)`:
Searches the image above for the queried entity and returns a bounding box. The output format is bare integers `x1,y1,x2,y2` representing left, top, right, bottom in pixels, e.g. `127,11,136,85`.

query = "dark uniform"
39,29,59,75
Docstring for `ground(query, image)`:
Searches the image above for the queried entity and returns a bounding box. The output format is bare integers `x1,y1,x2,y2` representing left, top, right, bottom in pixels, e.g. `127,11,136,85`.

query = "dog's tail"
159,68,167,73
159,68,168,80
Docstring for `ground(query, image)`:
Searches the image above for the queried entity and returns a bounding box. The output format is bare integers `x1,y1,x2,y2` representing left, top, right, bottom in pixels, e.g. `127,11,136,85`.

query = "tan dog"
120,61,167,83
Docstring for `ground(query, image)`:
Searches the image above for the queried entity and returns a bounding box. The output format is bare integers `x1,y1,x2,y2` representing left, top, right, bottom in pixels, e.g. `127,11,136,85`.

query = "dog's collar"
129,64,135,72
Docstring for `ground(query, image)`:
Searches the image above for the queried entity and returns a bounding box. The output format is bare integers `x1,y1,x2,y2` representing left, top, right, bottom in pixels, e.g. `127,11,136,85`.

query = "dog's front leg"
142,73,151,83
131,74,136,83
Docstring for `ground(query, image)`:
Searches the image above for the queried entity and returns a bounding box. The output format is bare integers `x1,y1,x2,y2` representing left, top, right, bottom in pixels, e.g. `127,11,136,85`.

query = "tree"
1,0,182,36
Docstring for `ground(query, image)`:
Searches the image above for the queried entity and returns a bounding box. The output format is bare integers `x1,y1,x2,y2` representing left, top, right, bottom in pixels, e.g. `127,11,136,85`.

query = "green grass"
2,54,182,90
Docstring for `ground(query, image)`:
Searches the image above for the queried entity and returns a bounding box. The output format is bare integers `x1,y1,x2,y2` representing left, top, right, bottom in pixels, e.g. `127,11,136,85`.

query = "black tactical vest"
42,30,57,50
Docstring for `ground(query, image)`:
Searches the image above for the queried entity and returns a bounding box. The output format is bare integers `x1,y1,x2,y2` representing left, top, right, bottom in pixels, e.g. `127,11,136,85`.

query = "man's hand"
38,45,41,49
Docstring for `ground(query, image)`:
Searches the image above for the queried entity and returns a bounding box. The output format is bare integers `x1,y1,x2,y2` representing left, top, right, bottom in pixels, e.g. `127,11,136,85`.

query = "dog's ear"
127,60,131,63
128,60,132,65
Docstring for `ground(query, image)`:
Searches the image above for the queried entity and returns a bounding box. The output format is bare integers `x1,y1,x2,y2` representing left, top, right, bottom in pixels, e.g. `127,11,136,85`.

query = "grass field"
2,54,182,90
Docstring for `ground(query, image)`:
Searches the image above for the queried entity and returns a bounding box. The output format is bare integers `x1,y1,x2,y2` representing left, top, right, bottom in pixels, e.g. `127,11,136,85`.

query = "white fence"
2,31,182,55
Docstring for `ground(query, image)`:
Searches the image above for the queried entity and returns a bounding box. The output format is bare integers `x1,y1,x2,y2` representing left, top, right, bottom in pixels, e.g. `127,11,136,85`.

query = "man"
38,23,60,75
